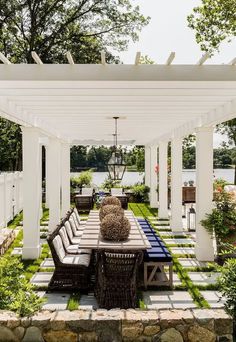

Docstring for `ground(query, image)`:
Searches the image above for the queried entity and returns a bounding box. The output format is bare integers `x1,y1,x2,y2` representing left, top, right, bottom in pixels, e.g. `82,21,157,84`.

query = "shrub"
132,184,150,202
218,258,236,319
71,170,93,189
0,256,44,316
213,178,228,192
201,190,236,245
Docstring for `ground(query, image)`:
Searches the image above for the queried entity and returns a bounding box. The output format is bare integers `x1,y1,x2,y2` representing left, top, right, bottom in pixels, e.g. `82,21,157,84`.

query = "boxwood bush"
0,256,44,316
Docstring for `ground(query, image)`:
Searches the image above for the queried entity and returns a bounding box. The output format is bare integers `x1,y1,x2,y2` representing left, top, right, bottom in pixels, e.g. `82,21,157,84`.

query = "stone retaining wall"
0,308,233,342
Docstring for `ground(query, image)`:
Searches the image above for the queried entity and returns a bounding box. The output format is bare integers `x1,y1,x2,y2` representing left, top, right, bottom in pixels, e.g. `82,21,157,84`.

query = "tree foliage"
0,0,149,63
217,119,236,184
188,0,236,55
0,118,22,171
0,0,149,171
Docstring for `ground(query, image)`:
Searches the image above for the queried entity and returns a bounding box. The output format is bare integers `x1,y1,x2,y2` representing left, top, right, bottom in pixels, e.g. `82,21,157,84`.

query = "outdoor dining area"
47,196,173,309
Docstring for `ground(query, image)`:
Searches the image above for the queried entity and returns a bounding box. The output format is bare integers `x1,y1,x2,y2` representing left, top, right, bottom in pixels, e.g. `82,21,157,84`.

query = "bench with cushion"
138,219,173,289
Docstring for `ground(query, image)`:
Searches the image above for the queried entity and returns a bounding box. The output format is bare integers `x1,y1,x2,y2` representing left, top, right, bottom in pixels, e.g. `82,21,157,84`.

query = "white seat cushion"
69,217,82,237
111,188,123,196
59,226,70,248
53,235,65,261
65,221,80,244
63,253,91,266
81,187,93,196
73,207,81,224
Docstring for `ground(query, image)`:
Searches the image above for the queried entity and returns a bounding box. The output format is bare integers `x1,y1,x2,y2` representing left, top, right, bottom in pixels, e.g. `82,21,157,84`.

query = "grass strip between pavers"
67,292,80,311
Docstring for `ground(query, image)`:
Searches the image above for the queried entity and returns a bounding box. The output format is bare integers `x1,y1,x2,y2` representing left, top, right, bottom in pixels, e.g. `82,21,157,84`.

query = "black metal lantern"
187,205,196,232
107,117,126,181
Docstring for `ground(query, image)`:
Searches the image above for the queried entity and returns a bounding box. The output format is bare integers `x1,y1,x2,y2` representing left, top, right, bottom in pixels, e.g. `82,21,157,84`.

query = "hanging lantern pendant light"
107,117,126,181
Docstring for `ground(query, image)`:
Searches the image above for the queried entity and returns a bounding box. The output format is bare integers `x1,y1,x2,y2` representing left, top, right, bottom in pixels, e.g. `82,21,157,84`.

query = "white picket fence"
0,172,23,228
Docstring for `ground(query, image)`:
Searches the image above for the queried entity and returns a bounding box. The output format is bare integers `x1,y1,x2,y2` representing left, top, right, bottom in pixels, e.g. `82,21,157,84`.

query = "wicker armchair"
95,250,142,309
47,227,91,290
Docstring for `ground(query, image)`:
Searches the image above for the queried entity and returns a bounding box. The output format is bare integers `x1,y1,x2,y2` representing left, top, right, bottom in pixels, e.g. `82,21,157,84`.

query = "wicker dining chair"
47,227,91,290
95,250,143,309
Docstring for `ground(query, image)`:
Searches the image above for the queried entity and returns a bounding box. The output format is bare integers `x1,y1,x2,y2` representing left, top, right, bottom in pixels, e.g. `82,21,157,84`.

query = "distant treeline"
0,118,235,172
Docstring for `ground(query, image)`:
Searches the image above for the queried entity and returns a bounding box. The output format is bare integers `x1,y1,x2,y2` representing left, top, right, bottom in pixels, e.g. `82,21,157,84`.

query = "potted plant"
201,189,236,263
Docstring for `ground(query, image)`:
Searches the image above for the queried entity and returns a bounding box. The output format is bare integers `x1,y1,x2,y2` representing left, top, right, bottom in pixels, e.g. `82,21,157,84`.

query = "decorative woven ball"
100,196,121,208
100,213,131,241
99,204,124,221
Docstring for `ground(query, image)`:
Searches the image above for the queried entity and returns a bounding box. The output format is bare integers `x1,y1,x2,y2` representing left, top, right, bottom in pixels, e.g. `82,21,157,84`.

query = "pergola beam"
229,57,236,66
196,53,210,66
135,52,141,65
66,51,74,65
0,52,11,65
166,52,175,65
101,51,106,65
31,51,43,65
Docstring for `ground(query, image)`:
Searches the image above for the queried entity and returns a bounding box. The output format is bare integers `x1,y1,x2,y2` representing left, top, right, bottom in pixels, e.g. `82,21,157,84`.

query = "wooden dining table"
79,210,151,250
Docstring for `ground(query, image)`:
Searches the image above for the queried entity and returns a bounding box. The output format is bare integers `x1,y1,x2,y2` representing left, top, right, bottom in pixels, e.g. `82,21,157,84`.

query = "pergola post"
39,143,43,219
22,127,41,259
61,142,71,217
170,137,183,231
158,141,169,219
45,145,49,208
48,138,61,232
195,127,214,261
150,145,158,208
145,145,151,187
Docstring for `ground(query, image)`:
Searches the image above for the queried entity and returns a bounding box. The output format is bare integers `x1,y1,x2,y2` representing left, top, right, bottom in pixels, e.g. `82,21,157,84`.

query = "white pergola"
0,51,236,261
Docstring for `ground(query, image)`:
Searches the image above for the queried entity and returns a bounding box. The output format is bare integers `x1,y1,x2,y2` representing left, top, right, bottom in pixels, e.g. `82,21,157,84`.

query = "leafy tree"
188,0,236,55
70,145,88,171
0,118,22,171
0,0,149,63
183,134,196,169
213,147,232,168
217,119,236,183
87,146,112,171
0,0,149,171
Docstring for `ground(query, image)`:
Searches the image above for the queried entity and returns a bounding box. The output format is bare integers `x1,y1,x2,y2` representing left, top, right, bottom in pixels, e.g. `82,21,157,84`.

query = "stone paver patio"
188,272,220,286
37,291,70,310
170,246,195,255
143,291,197,309
31,272,53,287
200,291,226,308
178,258,207,268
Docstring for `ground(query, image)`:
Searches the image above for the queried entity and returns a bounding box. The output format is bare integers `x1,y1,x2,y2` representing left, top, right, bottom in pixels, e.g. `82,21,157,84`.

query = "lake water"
71,168,235,187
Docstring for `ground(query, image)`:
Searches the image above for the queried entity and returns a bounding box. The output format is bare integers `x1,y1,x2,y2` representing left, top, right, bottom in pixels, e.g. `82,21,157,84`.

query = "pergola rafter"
1,50,236,262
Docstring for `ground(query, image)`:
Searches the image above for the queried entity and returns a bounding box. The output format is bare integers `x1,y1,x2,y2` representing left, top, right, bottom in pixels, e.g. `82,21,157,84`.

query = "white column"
158,141,169,219
39,144,43,218
22,127,41,259
61,142,71,217
150,145,158,208
45,146,49,208
195,127,214,261
48,138,61,232
170,138,183,231
145,146,151,187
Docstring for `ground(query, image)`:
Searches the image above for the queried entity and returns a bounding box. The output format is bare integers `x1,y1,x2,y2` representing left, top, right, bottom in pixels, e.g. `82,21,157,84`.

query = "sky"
116,0,236,147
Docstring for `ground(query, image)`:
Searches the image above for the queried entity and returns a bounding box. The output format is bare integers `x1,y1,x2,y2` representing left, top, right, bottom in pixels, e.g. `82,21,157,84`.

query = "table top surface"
79,210,151,250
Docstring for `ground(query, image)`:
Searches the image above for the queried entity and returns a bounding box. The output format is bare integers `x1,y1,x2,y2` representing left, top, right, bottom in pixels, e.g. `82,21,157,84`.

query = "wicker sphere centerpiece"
100,196,121,208
99,204,124,222
100,213,131,241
